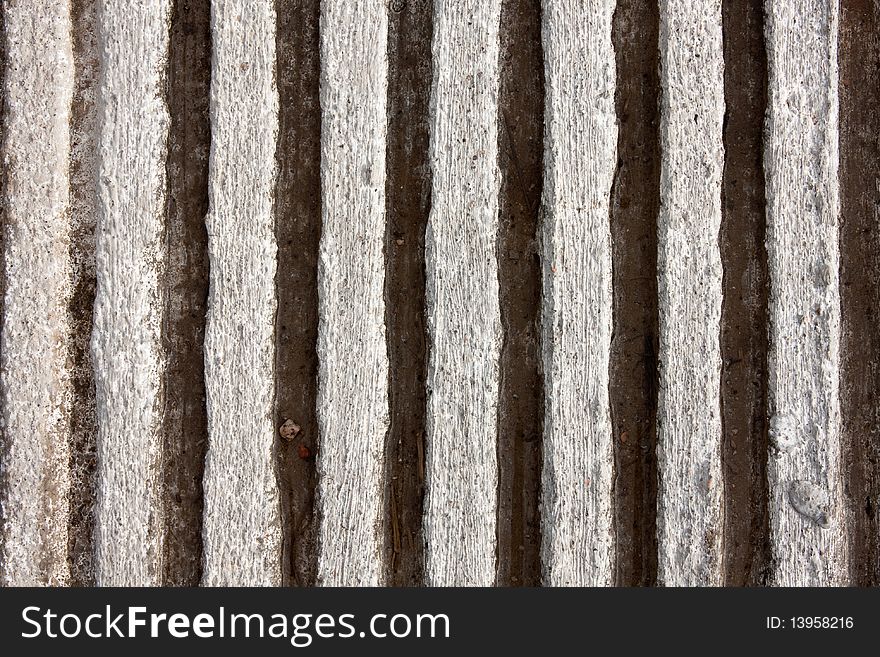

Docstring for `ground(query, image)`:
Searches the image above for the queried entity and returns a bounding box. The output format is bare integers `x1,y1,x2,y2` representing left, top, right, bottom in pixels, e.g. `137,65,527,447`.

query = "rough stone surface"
201,0,281,587
0,0,74,587
656,0,725,587
91,0,170,586
540,0,617,587
764,0,848,586
315,0,389,587
423,0,502,587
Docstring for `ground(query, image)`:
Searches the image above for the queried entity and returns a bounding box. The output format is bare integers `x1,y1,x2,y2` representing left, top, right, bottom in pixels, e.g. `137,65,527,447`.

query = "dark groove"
383,0,432,587
495,0,544,587
67,0,100,587
274,0,322,587
161,0,211,586
609,0,661,587
840,0,880,587
719,0,770,587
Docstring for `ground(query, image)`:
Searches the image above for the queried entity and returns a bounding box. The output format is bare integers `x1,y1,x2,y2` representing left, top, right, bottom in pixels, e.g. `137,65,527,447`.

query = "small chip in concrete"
769,413,799,454
788,480,831,529
279,419,301,439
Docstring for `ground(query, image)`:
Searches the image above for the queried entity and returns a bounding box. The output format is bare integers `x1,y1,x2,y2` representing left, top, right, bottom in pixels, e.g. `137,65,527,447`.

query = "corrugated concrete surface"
1,0,879,587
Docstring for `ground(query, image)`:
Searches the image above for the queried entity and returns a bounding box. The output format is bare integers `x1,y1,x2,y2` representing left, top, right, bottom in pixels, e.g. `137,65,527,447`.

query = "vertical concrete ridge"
92,0,172,586
609,0,662,587
0,0,75,586
161,0,211,587
839,0,880,588
315,0,389,587
67,0,99,587
719,0,771,587
765,0,848,586
494,0,544,588
424,0,503,587
384,0,432,587
201,0,282,587
274,0,322,588
656,0,725,587
540,0,617,587
0,0,10,587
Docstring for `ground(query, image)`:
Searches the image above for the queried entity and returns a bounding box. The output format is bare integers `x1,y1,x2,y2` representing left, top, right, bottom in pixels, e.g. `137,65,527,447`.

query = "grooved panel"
0,0,874,589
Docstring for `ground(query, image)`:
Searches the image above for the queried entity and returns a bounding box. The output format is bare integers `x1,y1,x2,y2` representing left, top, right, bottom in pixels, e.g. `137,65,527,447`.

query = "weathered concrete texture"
765,0,848,585
656,0,725,586
424,0,502,587
315,0,389,587
0,0,74,586
540,0,616,587
201,0,281,586
67,0,99,587
92,0,170,585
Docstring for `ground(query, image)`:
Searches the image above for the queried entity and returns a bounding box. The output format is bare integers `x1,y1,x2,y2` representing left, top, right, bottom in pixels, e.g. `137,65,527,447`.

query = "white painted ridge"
0,0,75,586
315,0,389,587
540,0,617,587
91,0,171,586
201,0,282,587
424,0,502,587
764,0,848,585
656,0,725,586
